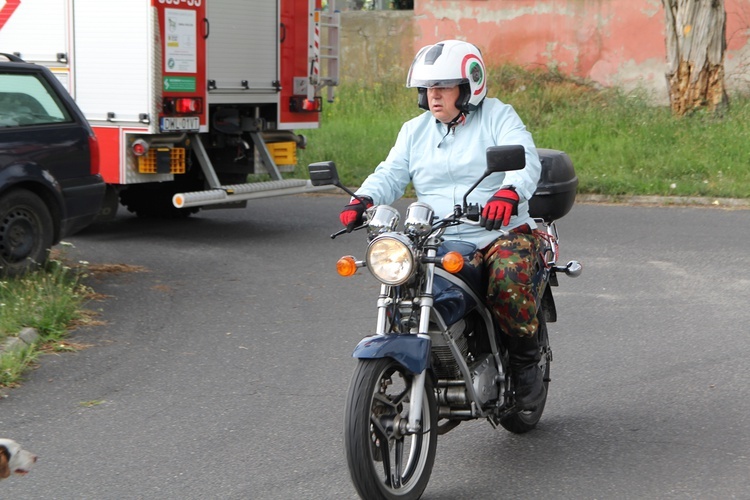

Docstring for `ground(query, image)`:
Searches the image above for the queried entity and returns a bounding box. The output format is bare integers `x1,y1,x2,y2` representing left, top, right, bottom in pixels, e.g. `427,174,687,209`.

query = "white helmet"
406,40,487,113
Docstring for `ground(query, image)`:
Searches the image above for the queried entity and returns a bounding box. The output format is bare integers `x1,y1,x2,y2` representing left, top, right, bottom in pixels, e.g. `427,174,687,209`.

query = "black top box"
529,149,578,222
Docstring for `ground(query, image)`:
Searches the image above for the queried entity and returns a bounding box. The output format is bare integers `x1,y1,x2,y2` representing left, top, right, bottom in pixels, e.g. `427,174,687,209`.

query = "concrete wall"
339,10,415,85
339,1,750,100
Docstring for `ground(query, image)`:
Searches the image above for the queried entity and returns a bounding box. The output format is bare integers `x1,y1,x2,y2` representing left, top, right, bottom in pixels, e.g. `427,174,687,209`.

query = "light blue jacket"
355,98,542,249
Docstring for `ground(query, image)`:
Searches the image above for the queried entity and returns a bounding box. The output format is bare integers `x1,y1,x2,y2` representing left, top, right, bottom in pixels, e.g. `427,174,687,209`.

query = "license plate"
160,116,200,132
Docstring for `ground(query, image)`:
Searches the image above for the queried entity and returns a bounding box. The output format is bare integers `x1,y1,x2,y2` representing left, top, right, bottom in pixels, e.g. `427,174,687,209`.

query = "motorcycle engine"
431,316,501,407
430,319,469,379
468,354,500,405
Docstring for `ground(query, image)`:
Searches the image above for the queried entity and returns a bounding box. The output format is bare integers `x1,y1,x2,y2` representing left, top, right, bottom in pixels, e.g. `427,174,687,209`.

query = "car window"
0,73,73,128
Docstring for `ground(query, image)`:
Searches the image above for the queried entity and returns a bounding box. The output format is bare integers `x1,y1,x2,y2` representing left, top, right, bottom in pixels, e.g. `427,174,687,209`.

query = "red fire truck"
0,0,339,218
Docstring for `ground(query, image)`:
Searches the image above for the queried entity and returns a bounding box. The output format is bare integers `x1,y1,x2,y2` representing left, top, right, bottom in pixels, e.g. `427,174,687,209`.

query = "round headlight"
366,234,415,285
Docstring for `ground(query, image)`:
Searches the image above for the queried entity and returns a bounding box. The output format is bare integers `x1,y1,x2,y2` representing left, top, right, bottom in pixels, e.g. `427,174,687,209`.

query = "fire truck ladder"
318,10,340,103
307,6,340,103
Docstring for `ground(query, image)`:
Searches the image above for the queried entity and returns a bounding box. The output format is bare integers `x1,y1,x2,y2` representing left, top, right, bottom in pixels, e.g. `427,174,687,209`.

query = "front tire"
344,358,437,500
0,189,54,277
500,307,551,434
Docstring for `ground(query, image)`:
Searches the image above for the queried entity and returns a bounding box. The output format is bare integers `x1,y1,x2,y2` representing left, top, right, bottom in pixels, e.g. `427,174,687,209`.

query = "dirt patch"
86,263,149,275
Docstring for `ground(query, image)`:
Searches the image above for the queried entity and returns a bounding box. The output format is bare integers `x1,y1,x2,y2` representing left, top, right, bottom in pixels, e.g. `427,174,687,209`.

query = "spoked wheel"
0,189,54,277
500,308,551,434
344,358,437,500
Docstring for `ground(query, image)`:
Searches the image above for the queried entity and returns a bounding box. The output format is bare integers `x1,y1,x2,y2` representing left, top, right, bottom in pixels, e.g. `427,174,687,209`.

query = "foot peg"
554,260,582,278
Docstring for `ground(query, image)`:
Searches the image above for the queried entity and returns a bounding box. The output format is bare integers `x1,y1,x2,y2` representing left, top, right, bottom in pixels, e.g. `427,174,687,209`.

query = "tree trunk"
663,0,729,115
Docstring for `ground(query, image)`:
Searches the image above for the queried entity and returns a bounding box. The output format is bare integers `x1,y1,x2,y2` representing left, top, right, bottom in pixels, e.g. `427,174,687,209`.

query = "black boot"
508,334,546,410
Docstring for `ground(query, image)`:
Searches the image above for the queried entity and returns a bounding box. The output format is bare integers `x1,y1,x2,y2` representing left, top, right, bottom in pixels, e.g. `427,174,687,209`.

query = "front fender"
352,335,431,374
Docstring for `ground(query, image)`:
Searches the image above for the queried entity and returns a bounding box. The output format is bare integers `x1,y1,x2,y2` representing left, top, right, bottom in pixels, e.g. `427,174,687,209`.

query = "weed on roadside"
0,260,86,340
0,252,90,387
0,345,38,388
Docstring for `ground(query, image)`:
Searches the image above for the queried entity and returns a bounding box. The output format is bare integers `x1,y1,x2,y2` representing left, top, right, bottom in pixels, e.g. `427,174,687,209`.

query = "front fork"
371,247,438,434
407,249,437,434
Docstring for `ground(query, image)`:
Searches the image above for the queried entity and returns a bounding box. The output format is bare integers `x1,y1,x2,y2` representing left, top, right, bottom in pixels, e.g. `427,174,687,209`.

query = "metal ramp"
172,178,332,209
172,134,334,209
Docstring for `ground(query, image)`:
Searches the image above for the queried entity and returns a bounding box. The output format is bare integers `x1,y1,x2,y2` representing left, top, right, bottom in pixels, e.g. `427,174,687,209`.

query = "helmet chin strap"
436,112,466,148
448,111,465,126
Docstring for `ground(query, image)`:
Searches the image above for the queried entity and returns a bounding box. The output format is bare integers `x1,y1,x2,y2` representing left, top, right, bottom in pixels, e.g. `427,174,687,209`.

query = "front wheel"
344,358,437,500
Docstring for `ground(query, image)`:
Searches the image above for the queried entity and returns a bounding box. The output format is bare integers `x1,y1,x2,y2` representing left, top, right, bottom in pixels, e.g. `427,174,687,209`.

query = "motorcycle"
309,145,582,500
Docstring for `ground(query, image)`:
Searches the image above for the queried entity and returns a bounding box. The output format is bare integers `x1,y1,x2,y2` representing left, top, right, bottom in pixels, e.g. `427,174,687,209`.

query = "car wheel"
0,189,55,277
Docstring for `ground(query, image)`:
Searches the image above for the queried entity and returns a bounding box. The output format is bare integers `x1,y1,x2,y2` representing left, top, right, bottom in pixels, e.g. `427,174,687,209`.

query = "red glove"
480,187,519,230
339,196,374,231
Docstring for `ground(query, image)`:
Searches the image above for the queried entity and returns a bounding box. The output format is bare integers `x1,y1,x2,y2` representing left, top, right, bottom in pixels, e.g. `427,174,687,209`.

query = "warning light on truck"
289,96,322,113
163,97,203,115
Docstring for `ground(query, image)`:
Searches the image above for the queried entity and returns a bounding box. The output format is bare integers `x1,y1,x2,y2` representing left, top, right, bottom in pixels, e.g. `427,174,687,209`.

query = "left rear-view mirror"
308,161,341,187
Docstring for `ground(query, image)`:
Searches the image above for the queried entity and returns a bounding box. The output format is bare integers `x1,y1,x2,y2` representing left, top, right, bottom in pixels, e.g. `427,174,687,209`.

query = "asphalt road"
1,194,749,499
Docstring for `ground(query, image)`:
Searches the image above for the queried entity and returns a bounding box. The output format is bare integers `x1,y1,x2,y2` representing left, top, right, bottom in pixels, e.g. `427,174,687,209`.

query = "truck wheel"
0,189,55,277
119,183,200,219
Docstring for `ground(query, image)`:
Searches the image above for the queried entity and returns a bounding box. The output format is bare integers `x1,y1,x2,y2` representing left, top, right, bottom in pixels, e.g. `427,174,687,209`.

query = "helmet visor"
406,77,467,89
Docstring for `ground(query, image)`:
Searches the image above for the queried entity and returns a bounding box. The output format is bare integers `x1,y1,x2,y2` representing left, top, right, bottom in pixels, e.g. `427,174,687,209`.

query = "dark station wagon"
0,54,105,277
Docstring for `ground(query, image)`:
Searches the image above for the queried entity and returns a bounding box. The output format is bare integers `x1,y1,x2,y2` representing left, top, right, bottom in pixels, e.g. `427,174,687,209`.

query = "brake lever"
330,223,366,239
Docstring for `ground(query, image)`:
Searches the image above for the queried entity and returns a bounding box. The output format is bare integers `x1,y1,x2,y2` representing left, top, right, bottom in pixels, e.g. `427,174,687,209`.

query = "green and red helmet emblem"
462,54,485,96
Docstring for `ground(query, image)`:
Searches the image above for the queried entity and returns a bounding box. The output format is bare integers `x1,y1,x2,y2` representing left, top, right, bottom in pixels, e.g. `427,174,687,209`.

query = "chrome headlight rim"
366,233,416,285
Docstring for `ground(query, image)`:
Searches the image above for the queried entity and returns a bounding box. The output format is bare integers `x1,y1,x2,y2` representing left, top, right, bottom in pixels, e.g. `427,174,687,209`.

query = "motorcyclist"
339,40,545,410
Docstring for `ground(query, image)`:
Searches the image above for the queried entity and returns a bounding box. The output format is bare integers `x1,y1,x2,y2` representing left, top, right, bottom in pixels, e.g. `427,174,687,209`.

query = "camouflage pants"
482,228,543,338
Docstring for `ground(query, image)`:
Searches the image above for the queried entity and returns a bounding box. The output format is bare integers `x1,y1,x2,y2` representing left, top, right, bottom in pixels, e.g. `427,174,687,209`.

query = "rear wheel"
0,189,54,277
345,358,437,500
500,308,550,434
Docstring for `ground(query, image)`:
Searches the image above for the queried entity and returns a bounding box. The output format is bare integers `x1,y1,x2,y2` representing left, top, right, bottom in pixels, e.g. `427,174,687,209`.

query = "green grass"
0,345,37,387
0,254,89,387
298,65,750,199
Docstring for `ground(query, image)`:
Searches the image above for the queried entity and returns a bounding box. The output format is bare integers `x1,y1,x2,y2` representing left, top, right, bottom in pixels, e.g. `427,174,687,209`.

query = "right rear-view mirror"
486,145,526,174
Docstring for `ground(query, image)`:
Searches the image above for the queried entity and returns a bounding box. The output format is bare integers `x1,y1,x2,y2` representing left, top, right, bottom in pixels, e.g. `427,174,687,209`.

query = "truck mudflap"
172,179,334,209
352,334,431,375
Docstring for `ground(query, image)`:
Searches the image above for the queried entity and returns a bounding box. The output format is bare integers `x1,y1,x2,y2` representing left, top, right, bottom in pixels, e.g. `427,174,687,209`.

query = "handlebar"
331,203,516,240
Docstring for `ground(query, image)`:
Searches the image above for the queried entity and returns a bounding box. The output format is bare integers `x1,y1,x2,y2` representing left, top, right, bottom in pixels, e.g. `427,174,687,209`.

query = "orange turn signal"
441,251,464,274
336,256,358,277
